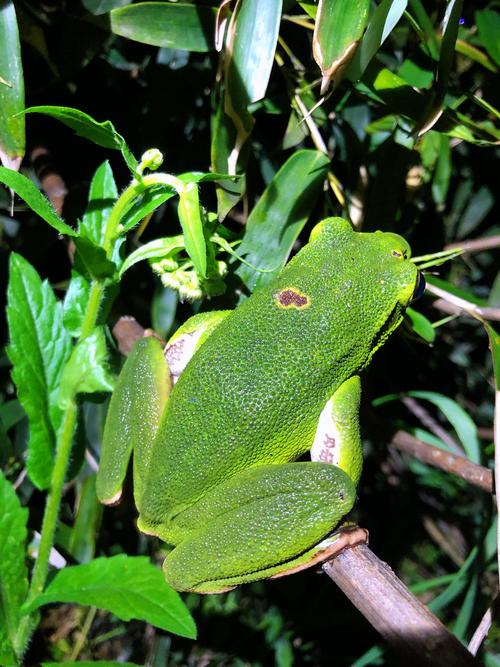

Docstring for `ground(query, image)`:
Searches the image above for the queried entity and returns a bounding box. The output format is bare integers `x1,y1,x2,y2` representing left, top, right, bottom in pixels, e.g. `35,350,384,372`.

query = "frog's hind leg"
163,461,357,593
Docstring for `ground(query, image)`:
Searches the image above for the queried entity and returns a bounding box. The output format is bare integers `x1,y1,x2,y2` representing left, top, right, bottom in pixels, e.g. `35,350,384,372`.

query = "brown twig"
323,543,481,666
446,235,500,254
390,430,493,493
427,283,500,321
468,597,497,656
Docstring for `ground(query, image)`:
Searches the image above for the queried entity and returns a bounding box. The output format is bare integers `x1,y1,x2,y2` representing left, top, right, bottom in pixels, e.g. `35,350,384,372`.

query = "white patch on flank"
165,329,204,384
310,398,341,466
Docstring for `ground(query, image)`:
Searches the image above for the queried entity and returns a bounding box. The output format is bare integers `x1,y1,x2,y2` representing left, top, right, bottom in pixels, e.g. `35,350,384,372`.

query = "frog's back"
140,220,416,525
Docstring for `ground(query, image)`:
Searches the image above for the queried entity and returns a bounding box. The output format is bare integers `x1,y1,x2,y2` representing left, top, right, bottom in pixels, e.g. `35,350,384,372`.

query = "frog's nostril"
412,272,426,302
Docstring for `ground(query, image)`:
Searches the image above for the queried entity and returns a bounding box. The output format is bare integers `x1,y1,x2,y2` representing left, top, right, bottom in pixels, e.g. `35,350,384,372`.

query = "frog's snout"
411,271,426,302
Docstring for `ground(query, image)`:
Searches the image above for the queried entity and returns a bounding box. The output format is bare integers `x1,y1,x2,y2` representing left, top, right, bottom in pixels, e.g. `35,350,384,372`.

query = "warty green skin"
125,218,419,591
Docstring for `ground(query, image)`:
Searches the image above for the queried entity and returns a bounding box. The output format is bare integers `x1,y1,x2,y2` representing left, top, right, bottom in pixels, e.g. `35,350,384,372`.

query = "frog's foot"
161,462,357,594
269,524,369,580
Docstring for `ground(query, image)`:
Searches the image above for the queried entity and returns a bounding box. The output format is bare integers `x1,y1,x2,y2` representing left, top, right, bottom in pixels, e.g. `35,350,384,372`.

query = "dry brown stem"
323,543,481,666
391,430,493,492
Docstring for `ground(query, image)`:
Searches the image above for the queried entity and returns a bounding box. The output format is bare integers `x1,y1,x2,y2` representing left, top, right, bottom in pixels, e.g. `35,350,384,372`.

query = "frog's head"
358,229,424,358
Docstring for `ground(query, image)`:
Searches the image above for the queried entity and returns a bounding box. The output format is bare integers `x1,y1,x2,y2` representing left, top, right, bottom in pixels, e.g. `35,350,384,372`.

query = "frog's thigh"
165,310,231,383
164,462,356,593
311,375,363,485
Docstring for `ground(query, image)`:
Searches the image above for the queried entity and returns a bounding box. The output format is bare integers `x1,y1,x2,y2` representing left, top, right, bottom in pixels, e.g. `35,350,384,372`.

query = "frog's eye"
391,249,407,260
411,271,426,302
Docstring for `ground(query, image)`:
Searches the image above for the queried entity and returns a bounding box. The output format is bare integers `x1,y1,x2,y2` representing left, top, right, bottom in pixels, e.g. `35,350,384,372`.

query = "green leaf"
0,1,25,168
29,554,197,638
73,236,117,280
235,149,330,294
404,307,436,343
120,184,176,233
482,323,500,391
63,271,91,338
313,0,370,92
79,160,118,246
43,661,140,667
151,287,178,339
120,235,184,277
0,400,25,431
0,167,77,236
417,0,464,135
110,2,217,52
7,253,73,488
217,0,282,213
407,391,480,464
23,106,137,173
225,0,282,106
82,0,131,14
59,327,115,407
346,0,408,82
0,471,28,665
177,183,206,278
475,9,500,66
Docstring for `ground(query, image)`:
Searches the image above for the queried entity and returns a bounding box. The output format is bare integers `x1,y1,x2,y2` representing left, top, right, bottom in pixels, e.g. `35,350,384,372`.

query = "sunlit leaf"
0,1,24,169
29,555,196,638
0,167,76,236
24,105,137,173
7,254,73,488
236,149,329,295
110,2,217,52
0,471,28,665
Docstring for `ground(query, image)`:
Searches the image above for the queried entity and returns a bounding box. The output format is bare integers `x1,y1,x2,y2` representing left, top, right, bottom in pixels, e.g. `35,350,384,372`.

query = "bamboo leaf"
110,2,217,52
0,1,25,169
475,9,500,66
313,0,370,93
235,149,329,295
346,0,408,82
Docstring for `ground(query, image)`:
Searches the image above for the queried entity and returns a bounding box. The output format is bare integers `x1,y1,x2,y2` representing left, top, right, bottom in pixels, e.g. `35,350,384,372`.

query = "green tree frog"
97,217,423,593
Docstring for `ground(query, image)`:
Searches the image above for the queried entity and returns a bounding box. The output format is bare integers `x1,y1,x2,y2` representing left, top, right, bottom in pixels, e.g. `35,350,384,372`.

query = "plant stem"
15,400,78,655
102,172,184,256
15,167,185,661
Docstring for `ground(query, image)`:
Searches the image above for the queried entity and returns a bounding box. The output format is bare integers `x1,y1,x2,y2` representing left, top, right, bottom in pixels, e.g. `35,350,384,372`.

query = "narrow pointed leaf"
7,254,73,488
0,472,28,664
177,183,206,278
24,106,137,172
346,0,408,81
313,0,370,92
225,0,282,106
0,1,25,168
120,236,184,277
28,554,196,638
120,184,176,233
475,9,500,66
407,391,480,464
0,167,76,236
417,0,463,135
236,150,329,294
110,2,217,52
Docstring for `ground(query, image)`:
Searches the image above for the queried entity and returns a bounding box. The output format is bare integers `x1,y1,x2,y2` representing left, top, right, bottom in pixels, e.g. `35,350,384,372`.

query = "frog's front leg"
163,376,364,593
96,310,230,506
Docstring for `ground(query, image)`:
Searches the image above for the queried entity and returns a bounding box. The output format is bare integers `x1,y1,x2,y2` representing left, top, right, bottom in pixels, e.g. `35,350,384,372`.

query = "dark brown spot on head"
274,288,310,310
